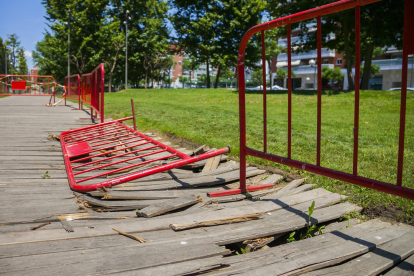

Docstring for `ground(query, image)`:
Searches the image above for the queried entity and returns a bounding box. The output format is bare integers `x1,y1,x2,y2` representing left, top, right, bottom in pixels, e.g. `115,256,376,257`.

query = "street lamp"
66,9,71,95
124,9,130,90
309,59,316,89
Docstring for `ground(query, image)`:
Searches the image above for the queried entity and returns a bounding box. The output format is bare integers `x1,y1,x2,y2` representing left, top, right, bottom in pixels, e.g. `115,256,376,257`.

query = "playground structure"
0,74,55,101
208,0,414,200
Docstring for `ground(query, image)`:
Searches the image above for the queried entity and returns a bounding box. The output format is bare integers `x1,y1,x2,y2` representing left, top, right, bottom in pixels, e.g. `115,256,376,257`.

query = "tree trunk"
343,19,355,90
206,60,210,88
109,72,112,93
361,43,375,90
189,70,192,88
267,60,272,90
145,70,148,89
214,64,222,88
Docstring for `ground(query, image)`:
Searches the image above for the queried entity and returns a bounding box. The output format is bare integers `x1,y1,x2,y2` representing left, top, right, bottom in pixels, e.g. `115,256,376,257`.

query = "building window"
179,66,181,70
323,59,329,64
178,73,181,76
336,58,342,65
178,61,181,65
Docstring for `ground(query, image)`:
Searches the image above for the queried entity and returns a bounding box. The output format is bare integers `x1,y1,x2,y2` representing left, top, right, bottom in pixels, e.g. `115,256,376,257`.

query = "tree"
275,68,296,88
41,0,109,76
0,37,12,75
182,57,200,88
321,67,344,89
178,76,189,88
262,28,284,90
172,0,267,88
251,68,263,86
97,18,125,93
5,34,21,75
16,48,28,75
360,64,380,78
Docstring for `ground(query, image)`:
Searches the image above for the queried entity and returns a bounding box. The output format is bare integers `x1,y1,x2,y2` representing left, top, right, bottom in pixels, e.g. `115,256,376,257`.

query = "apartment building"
270,26,413,90
271,25,345,90
169,47,218,88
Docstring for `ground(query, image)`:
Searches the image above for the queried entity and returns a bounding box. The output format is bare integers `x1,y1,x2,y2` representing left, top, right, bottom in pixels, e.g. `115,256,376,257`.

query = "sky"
0,0,50,70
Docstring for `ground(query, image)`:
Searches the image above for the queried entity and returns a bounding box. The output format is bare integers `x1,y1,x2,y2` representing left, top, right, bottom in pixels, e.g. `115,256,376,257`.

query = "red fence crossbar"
60,112,230,192
209,0,414,200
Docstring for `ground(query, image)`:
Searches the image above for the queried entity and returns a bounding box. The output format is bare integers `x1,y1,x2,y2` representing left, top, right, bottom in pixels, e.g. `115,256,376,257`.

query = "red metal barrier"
64,74,81,109
81,64,105,123
209,0,414,200
60,100,230,192
0,75,56,102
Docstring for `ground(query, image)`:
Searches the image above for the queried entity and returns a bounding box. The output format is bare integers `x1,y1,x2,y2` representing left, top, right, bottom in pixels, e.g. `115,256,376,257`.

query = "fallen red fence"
209,0,414,200
0,75,55,101
64,74,81,109
60,99,230,192
81,64,105,123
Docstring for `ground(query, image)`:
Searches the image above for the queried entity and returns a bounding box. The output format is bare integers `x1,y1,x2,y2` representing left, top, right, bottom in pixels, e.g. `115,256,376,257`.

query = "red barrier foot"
207,184,275,197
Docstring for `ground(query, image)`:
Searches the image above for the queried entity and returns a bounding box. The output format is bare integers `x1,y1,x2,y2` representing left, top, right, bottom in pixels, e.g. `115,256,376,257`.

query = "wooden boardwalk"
1,96,413,275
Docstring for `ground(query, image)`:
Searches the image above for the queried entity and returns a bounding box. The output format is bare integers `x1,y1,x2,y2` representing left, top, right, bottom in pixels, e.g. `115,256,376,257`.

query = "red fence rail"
81,64,105,123
0,75,55,101
64,74,81,109
210,0,414,200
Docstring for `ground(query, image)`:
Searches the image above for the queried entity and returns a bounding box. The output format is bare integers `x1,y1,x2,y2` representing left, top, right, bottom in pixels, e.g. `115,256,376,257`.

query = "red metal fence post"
397,0,413,186
288,24,292,159
353,6,361,175
316,16,322,167
261,30,267,152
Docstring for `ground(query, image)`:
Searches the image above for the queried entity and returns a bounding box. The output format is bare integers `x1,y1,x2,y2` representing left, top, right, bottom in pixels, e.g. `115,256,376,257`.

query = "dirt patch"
362,203,412,225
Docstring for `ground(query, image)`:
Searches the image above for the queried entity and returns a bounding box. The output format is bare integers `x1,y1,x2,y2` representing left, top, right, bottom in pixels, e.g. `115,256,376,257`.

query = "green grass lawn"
0,95,8,98
102,88,414,222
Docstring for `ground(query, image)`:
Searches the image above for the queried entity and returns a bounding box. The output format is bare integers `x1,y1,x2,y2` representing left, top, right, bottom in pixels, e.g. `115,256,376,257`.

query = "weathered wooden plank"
202,155,222,172
116,168,266,190
307,231,414,276
195,220,393,275
137,196,203,218
257,174,283,185
0,188,334,245
0,240,231,275
383,253,414,276
277,178,305,195
221,226,414,276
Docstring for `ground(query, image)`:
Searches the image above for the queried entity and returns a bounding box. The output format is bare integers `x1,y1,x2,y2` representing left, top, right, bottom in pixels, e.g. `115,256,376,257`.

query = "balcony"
364,58,414,70
277,48,336,61
276,64,335,75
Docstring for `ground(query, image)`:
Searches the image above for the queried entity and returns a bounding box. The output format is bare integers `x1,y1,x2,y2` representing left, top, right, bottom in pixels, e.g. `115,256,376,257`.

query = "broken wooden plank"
277,178,305,195
136,196,202,218
307,231,414,276
202,155,222,172
196,220,395,275
0,188,334,246
225,225,414,276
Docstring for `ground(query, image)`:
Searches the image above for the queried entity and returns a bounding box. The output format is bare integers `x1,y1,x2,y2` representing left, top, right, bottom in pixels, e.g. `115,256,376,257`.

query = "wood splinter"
30,222,51,230
112,228,146,243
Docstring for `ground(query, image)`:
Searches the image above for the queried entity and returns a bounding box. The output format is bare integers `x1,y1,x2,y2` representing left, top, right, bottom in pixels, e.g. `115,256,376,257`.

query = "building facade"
270,26,413,91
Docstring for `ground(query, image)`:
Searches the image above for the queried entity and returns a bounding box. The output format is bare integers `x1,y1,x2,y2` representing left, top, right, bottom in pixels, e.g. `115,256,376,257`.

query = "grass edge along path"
84,88,414,224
